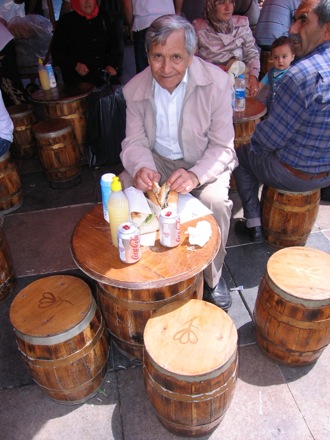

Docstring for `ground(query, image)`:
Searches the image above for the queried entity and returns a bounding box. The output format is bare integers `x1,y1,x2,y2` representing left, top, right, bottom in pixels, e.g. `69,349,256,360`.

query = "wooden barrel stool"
9,275,110,404
143,299,238,437
96,272,203,360
254,247,330,366
32,118,81,189
7,104,37,158
0,229,15,303
0,151,23,214
261,186,320,248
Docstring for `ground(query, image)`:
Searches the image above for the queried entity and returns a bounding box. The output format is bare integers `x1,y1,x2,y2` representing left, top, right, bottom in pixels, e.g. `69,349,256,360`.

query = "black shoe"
235,220,264,243
203,277,232,311
321,186,330,201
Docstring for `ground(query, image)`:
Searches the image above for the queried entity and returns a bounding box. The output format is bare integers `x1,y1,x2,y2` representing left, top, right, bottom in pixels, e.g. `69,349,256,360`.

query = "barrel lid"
267,247,330,302
9,275,92,339
144,299,237,376
32,118,71,136
7,104,33,117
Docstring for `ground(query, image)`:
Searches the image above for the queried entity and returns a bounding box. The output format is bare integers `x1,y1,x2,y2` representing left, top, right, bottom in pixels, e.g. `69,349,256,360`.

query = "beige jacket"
120,56,237,186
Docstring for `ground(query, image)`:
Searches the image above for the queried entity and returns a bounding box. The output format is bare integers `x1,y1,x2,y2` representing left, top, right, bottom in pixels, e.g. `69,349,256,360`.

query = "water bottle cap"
111,176,122,191
238,74,245,78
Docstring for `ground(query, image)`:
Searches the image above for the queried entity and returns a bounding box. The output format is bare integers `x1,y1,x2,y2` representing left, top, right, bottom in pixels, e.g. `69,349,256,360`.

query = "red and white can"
117,222,141,264
159,209,180,248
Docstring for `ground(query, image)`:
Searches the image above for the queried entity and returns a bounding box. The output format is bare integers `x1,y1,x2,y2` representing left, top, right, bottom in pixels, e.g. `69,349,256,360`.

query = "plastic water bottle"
107,176,129,247
234,74,246,112
46,64,57,88
100,173,115,222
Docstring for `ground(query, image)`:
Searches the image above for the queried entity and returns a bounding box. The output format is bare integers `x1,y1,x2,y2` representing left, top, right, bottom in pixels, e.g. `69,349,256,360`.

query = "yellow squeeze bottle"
107,176,129,247
38,58,50,91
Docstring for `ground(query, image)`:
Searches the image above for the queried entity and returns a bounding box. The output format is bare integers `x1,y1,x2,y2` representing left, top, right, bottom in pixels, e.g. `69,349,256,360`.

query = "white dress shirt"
153,70,188,160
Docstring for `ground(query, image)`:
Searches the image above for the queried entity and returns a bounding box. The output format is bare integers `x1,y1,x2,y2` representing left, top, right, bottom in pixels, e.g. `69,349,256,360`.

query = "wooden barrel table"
31,83,94,156
32,118,81,188
71,204,221,360
9,275,110,404
143,299,238,437
261,186,320,248
231,98,267,190
7,104,37,158
254,247,330,366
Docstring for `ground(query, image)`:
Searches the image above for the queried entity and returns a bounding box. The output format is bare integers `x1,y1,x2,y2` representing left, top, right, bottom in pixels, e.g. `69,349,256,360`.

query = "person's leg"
133,28,148,73
191,170,232,289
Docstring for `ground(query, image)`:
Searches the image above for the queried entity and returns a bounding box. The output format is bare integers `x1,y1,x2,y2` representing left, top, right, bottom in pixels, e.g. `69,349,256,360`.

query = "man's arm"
121,0,133,28
174,0,184,15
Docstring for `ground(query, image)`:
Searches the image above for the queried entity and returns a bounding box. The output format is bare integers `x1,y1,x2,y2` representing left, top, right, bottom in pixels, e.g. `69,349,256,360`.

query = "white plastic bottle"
37,58,50,91
46,64,57,88
234,74,246,112
107,176,129,247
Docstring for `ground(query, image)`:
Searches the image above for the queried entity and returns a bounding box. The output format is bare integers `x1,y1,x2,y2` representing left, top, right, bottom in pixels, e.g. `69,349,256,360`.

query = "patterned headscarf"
204,0,234,34
70,0,99,19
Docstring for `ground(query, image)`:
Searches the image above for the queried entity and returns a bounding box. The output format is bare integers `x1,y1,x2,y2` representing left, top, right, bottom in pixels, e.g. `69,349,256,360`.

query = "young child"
259,36,295,110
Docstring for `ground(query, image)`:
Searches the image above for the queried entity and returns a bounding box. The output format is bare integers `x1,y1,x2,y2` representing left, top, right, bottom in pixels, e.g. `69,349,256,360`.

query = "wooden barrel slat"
7,104,37,158
9,275,110,404
0,229,15,303
254,247,330,366
261,186,320,248
0,152,23,214
32,119,81,185
143,299,238,437
97,272,203,360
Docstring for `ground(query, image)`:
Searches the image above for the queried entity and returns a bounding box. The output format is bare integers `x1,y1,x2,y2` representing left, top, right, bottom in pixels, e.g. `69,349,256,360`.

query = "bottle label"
235,89,245,99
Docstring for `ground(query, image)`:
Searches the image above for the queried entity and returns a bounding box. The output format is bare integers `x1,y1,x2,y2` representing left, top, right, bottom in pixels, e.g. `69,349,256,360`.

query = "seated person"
0,20,28,106
233,0,330,243
259,36,295,110
193,0,260,97
51,0,120,87
0,89,14,157
119,14,237,311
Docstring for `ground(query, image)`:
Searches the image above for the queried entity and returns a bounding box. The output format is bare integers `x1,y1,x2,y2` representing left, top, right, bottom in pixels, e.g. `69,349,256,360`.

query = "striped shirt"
252,41,330,174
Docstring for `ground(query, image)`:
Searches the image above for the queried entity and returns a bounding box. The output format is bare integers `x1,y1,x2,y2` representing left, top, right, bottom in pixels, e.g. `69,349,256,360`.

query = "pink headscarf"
70,0,99,19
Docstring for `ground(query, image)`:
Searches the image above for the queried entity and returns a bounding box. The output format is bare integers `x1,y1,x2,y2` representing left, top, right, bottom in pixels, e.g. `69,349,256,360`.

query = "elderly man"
120,14,237,310
234,0,330,242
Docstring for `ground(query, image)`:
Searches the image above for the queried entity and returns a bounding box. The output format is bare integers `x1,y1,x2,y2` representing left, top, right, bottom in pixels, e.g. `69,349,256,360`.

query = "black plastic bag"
85,81,126,167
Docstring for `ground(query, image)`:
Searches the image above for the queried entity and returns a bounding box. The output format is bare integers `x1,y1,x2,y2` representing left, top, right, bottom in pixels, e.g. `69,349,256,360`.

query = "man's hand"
133,168,161,191
166,169,199,194
75,62,89,76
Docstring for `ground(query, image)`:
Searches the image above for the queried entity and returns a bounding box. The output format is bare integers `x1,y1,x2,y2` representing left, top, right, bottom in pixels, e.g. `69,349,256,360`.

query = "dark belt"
280,161,329,181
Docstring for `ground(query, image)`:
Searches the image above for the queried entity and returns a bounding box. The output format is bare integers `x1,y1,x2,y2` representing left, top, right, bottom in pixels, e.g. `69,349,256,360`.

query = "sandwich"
146,182,179,211
130,199,160,234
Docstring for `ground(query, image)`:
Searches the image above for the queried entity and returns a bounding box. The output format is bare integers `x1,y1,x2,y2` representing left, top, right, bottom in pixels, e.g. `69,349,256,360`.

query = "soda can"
118,222,141,264
100,173,115,222
159,209,180,248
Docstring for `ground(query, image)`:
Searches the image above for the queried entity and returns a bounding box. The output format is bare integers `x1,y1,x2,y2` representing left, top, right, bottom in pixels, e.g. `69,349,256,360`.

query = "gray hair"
313,0,330,26
145,14,197,56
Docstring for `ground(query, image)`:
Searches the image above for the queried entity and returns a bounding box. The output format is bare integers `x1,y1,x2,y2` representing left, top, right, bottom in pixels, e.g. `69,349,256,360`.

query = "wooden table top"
233,97,267,124
31,82,95,103
71,204,221,289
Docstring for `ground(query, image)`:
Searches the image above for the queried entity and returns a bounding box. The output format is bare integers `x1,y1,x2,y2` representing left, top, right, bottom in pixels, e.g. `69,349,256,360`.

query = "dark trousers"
233,143,330,221
133,28,149,73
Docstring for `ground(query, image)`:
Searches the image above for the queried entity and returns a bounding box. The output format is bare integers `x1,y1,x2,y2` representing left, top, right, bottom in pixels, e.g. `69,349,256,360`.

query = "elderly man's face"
147,30,193,93
290,0,330,58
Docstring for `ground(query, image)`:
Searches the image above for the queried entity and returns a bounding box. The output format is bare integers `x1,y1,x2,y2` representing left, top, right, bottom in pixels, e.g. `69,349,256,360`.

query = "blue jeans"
0,138,11,157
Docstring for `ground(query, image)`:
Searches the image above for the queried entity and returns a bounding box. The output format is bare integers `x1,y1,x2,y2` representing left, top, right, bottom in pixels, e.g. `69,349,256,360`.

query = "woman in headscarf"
193,0,260,97
51,0,120,86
